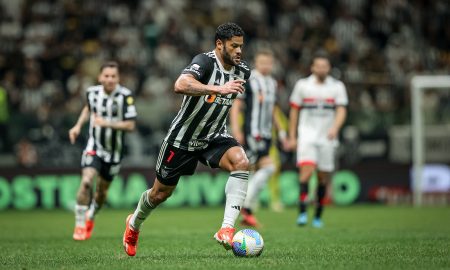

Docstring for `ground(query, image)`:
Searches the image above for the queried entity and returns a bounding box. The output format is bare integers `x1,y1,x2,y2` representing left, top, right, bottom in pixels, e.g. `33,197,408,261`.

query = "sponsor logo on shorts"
85,155,93,165
189,140,207,148
160,168,169,178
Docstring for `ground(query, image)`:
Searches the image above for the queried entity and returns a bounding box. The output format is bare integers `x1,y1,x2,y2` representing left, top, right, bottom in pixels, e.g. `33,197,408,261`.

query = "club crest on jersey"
127,96,134,105
204,94,234,106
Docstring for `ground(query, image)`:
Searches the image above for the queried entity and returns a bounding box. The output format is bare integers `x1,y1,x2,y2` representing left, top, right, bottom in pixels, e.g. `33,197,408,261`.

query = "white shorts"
296,142,336,172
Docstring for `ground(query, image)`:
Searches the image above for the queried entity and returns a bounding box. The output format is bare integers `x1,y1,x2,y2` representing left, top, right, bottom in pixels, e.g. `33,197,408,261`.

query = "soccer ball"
232,229,264,257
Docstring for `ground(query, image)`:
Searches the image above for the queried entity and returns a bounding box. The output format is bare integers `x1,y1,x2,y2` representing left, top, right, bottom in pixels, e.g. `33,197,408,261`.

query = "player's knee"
230,155,249,171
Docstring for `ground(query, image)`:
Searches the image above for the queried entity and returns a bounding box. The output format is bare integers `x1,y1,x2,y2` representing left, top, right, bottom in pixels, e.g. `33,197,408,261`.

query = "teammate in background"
69,61,137,240
230,49,288,227
122,22,251,256
287,53,348,228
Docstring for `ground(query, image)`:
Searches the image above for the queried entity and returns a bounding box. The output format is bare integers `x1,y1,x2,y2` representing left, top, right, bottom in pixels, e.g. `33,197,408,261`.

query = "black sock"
299,183,308,214
315,184,326,219
243,207,253,215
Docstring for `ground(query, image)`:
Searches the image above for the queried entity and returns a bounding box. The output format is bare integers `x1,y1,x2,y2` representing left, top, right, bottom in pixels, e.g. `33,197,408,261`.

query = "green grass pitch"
1,206,449,270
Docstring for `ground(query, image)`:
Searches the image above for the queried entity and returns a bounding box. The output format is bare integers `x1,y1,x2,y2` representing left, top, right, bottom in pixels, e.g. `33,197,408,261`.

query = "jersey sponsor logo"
204,95,234,106
189,140,207,148
205,94,216,103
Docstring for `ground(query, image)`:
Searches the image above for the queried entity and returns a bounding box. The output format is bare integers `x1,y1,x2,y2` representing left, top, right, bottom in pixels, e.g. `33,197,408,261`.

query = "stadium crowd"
0,0,449,167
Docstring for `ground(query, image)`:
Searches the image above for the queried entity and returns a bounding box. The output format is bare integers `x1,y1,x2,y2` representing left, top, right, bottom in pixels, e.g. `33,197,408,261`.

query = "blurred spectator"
0,84,9,151
15,137,38,168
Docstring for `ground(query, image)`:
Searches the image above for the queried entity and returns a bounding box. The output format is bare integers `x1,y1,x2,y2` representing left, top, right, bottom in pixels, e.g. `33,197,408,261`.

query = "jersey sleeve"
289,80,303,109
335,81,348,106
181,53,213,83
123,94,137,120
242,62,251,81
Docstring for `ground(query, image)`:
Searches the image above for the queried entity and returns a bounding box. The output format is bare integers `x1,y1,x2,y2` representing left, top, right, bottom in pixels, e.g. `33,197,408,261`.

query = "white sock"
243,165,276,210
130,189,155,231
222,171,249,228
87,200,101,220
75,204,89,227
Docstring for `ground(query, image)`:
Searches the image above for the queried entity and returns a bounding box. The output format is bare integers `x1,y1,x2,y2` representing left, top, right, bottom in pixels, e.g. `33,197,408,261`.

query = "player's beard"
316,74,327,82
222,49,238,66
104,83,116,93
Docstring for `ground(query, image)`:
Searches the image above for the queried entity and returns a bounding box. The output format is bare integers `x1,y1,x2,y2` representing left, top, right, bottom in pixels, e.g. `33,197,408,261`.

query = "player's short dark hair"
311,50,330,64
100,61,120,72
215,22,245,43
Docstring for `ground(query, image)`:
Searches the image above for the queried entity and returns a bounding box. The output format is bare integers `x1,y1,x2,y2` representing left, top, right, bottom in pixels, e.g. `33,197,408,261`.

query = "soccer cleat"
123,214,140,256
312,218,323,228
73,226,86,241
296,213,308,226
85,219,95,240
240,209,260,228
214,227,235,250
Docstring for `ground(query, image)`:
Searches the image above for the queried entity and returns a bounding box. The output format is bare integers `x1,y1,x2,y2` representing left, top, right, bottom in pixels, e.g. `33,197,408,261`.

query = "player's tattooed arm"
174,74,245,96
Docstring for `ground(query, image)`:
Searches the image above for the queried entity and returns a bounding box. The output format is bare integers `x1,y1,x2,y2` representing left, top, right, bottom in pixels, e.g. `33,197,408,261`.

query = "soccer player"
230,49,287,227
69,61,137,240
287,53,348,228
122,22,251,256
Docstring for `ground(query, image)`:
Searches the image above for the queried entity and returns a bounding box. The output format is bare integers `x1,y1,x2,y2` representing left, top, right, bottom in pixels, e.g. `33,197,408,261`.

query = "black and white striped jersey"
165,50,251,151
84,84,137,163
240,69,278,139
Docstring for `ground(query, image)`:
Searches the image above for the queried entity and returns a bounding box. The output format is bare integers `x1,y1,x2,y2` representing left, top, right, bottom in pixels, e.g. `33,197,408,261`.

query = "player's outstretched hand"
69,126,81,144
217,79,245,95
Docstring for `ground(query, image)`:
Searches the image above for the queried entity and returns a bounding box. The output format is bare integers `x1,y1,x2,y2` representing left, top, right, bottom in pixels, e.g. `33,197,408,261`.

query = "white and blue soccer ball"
232,229,264,257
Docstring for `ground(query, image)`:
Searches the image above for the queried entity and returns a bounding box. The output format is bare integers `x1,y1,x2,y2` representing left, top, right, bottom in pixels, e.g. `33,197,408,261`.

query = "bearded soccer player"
287,53,348,228
69,61,137,240
122,22,251,256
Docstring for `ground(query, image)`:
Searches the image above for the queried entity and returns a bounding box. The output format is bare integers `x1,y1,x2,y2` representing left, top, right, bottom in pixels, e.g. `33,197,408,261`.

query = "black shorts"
81,151,121,182
243,136,271,165
155,136,241,186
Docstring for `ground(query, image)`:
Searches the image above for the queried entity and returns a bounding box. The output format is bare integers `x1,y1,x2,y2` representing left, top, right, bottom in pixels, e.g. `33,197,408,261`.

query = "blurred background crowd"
0,0,449,168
